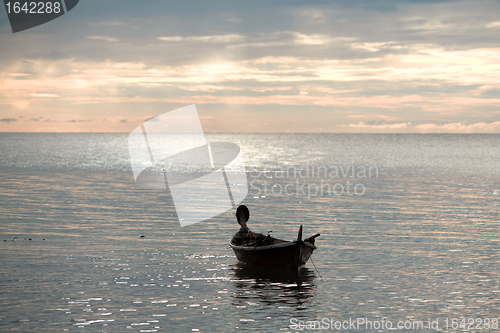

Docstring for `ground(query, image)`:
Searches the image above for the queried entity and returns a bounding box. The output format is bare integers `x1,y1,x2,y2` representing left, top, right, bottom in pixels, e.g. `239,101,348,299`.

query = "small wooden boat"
230,225,320,270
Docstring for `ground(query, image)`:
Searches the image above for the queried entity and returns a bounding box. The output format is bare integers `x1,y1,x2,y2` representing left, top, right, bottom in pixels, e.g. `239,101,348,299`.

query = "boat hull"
230,240,316,270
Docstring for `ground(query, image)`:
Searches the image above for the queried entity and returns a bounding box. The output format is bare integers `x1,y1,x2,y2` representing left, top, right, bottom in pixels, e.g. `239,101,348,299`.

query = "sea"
0,133,499,332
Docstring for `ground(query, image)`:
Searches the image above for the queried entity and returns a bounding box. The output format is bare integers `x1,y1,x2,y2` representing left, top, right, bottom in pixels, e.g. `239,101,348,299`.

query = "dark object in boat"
230,225,320,270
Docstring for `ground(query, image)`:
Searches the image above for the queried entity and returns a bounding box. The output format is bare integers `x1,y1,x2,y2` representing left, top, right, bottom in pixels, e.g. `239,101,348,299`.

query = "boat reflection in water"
229,262,317,310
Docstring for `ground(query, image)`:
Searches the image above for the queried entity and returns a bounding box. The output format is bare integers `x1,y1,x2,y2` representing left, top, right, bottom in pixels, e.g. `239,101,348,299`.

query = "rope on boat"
310,256,323,279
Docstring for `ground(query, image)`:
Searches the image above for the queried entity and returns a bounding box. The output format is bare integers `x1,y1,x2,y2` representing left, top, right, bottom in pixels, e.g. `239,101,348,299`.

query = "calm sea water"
0,133,499,332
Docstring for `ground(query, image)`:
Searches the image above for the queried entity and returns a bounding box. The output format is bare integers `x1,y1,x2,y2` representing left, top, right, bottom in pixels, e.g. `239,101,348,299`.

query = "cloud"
86,36,119,42
30,93,59,98
156,36,183,42
349,114,405,121
227,32,355,49
415,122,500,132
350,42,388,52
67,119,94,123
2,0,500,132
347,122,411,129
0,118,18,123
180,85,243,92
486,21,500,28
292,33,332,45
343,121,500,133
90,21,131,27
1,52,499,119
158,34,245,43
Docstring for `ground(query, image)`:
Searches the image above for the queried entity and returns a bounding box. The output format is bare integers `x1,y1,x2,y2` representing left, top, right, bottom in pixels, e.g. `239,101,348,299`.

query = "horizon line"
1,131,499,135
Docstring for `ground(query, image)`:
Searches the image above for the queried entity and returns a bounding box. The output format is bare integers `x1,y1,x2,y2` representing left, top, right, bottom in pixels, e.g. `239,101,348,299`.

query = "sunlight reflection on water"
1,134,500,332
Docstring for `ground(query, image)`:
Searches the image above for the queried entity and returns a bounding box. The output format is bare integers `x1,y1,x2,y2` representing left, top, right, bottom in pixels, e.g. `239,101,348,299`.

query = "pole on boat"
296,225,303,269
297,225,303,241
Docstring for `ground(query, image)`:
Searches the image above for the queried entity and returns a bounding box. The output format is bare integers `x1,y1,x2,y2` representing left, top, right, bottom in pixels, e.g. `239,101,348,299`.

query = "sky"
0,0,499,133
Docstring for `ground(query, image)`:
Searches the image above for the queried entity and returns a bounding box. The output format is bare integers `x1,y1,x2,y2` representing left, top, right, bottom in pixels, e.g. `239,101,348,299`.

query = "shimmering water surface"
0,134,499,332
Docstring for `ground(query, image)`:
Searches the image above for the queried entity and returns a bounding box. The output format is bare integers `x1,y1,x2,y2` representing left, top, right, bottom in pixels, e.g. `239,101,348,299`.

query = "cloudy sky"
1,0,499,133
